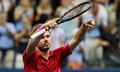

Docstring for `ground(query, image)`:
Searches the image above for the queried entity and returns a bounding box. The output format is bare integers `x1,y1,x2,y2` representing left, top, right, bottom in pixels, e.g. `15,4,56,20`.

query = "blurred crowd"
0,0,120,70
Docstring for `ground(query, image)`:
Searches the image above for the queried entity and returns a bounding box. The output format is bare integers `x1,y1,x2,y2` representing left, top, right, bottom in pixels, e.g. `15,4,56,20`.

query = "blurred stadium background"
0,0,120,72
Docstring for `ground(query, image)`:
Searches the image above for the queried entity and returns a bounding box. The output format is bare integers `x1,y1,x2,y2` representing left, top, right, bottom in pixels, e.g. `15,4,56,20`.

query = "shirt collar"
36,50,55,58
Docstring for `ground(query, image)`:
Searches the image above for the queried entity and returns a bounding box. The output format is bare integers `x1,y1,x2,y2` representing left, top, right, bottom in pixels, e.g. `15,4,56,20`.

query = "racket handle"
30,19,61,39
30,29,46,39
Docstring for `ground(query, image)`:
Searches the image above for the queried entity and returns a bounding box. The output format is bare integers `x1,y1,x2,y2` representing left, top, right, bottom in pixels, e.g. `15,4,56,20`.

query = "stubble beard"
39,47,50,52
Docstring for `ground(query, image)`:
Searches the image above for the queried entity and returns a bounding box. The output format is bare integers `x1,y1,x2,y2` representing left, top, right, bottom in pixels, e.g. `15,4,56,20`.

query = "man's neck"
39,49,50,60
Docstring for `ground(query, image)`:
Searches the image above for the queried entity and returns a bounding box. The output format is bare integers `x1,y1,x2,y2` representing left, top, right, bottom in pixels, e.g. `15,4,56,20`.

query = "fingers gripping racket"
31,1,92,39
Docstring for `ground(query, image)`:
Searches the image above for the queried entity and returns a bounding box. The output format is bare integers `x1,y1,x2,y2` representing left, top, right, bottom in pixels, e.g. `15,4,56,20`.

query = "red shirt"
23,44,71,72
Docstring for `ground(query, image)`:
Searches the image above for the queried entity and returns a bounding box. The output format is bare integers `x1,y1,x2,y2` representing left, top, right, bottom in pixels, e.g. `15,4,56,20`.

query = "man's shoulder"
52,46,64,52
52,44,70,52
23,49,39,57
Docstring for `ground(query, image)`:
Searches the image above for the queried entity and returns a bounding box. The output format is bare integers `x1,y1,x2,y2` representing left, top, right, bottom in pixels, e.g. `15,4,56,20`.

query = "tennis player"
23,18,95,72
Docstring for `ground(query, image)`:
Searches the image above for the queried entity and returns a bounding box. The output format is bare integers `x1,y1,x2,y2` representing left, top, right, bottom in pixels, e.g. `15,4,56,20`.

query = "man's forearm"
73,24,87,42
69,19,95,51
26,37,40,56
69,24,87,51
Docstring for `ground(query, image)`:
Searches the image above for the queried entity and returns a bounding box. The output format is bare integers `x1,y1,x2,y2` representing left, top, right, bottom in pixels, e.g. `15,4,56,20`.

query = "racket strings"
61,2,92,22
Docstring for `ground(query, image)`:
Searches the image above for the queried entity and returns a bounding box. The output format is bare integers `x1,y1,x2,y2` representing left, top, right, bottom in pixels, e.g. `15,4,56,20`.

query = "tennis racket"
31,1,92,39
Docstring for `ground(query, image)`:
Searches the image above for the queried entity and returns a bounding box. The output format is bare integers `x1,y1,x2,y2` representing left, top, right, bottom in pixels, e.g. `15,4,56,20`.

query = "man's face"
37,31,51,51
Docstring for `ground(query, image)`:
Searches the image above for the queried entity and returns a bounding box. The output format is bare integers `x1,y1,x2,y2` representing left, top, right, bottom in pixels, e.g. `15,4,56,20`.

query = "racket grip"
30,29,46,39
30,24,50,39
30,18,61,39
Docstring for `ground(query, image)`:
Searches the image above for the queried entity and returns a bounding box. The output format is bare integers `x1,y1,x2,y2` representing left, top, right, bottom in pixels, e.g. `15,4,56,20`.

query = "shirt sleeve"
23,50,36,64
62,44,72,56
56,43,72,61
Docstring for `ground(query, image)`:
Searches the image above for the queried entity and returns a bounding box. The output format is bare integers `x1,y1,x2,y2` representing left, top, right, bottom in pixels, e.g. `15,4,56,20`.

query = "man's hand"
45,18,59,30
83,19,95,31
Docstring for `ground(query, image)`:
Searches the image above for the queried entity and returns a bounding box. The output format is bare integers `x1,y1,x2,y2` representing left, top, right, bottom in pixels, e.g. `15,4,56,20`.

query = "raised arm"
25,24,41,56
25,18,58,56
69,19,95,51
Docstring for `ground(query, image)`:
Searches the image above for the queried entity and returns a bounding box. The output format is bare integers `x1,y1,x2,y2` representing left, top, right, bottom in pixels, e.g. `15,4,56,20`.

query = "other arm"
69,19,95,51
